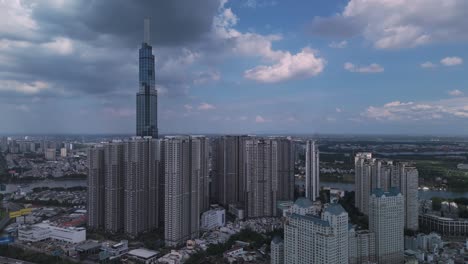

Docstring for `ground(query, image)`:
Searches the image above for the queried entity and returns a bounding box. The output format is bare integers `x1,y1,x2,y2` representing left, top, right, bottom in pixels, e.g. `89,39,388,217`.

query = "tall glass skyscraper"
137,19,158,138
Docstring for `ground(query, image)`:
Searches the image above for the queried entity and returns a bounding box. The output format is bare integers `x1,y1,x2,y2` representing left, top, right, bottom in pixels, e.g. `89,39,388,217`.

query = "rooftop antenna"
144,18,150,44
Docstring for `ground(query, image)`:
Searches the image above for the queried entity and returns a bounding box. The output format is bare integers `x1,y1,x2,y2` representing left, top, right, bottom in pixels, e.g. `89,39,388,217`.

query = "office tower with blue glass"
137,19,158,138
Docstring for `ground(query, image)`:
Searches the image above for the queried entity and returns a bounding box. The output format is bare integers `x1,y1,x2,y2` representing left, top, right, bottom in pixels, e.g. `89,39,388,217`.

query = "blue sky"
1,0,467,135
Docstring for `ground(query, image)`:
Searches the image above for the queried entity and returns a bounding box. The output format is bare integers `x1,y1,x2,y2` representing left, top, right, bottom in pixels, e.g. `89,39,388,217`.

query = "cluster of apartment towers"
86,20,320,247
272,153,418,264
87,136,318,246
87,20,419,263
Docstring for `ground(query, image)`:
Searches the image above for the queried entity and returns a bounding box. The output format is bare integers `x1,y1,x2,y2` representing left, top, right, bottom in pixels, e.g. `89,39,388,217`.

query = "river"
1,179,87,194
319,182,468,200
2,179,467,200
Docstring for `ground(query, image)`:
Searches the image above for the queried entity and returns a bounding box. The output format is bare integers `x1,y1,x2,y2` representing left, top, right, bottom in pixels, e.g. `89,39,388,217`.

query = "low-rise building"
201,207,225,230
75,240,101,254
228,204,245,220
18,225,50,242
419,214,468,237
223,247,244,259
157,250,186,264
126,248,159,264
18,223,86,243
101,240,129,258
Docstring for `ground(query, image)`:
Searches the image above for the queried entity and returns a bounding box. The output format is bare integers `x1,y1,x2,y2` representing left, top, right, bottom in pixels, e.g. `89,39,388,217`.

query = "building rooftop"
294,197,313,208
127,248,159,259
288,213,330,227
76,241,101,252
271,235,283,244
372,187,401,197
277,200,294,210
324,203,346,215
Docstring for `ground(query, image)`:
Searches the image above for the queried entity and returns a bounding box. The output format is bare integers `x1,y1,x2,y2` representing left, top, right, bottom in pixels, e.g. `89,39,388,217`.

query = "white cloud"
0,0,38,40
244,47,325,83
156,85,168,96
184,104,193,111
440,57,463,66
103,107,134,118
329,41,347,48
242,0,277,8
448,89,464,96
336,108,342,113
160,48,201,73
214,5,325,83
384,101,414,107
311,0,468,49
255,115,268,123
16,104,30,112
344,62,384,73
194,70,221,85
198,103,216,110
41,37,74,55
362,97,468,121
0,80,49,94
420,62,437,68
239,116,248,121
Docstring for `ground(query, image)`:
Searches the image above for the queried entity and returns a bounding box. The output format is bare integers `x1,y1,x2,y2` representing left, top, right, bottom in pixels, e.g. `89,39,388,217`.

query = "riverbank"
1,179,87,194
320,181,468,200
0,174,86,183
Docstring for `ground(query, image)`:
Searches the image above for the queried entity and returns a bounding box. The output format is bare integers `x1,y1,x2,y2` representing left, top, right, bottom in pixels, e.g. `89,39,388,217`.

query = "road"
12,242,80,263
0,256,35,264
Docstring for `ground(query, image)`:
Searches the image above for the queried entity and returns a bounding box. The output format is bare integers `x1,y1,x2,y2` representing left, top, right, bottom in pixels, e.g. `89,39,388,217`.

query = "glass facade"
137,43,158,138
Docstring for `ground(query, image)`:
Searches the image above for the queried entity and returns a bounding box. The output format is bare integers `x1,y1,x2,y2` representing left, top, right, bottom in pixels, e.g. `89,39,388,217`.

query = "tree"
431,197,443,211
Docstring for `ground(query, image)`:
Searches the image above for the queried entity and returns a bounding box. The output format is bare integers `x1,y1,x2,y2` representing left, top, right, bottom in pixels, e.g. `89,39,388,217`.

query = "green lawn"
414,159,468,189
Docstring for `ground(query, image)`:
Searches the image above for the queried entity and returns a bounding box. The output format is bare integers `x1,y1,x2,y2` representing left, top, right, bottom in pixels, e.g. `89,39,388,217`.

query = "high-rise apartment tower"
305,140,319,201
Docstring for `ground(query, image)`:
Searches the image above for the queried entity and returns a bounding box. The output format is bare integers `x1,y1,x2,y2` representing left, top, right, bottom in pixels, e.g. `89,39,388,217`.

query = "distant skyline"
1,0,467,135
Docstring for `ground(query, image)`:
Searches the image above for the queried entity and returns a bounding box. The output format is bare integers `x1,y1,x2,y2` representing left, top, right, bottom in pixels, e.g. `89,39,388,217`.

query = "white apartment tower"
355,153,400,216
245,138,278,217
284,203,349,264
87,138,160,236
270,236,284,264
348,228,376,264
162,136,207,246
305,140,319,201
355,153,419,230
354,152,373,215
104,142,125,233
87,146,105,230
276,138,295,201
124,138,160,236
369,188,404,264
191,136,210,213
395,163,419,231
212,136,249,206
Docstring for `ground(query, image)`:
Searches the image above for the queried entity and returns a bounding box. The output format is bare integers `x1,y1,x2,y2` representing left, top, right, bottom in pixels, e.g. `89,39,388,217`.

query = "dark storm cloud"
32,0,221,47
0,0,224,99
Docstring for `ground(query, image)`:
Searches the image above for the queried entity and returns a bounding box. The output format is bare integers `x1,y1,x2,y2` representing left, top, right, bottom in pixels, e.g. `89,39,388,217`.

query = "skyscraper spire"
137,19,158,138
144,18,150,44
